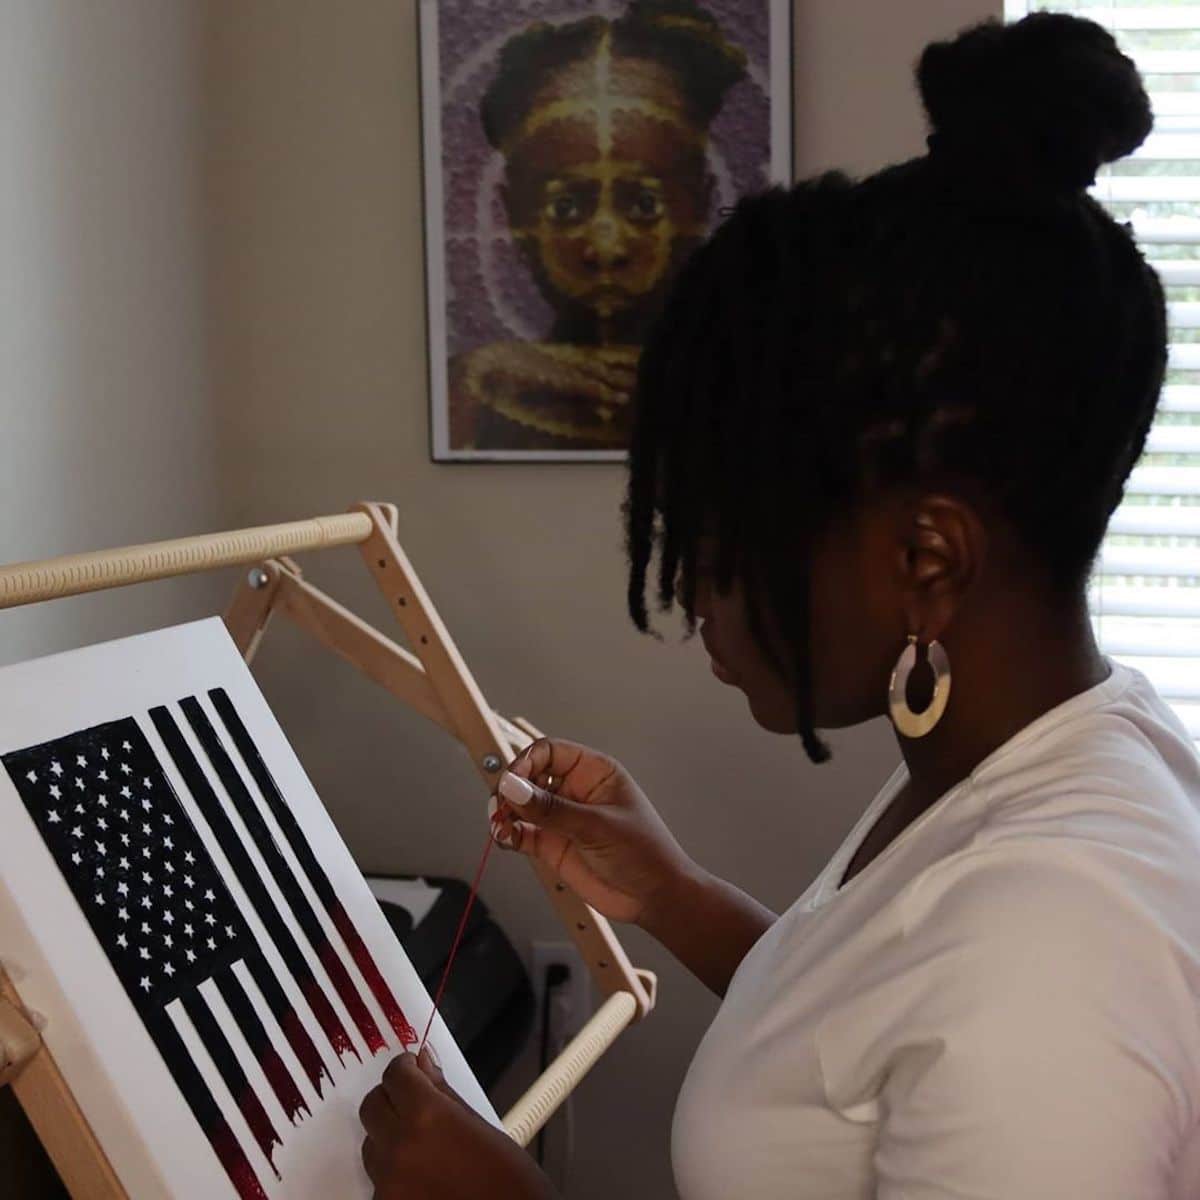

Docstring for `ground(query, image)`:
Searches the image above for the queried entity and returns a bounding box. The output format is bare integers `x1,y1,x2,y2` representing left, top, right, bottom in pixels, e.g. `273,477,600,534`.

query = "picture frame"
419,0,794,462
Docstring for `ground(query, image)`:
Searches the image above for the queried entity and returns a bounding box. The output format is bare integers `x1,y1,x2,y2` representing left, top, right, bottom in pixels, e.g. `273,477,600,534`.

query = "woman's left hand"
359,1046,557,1200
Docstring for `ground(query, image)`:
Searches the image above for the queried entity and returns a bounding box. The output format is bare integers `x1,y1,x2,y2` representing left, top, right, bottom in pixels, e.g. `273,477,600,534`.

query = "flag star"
71,851,82,866
96,795,108,808
163,912,174,926
184,851,194,865
184,899,194,911
140,798,151,812
76,755,87,768
203,889,215,902
120,832,130,847
117,882,129,897
119,809,129,822
163,837,173,851
97,770,108,782
163,934,173,948
142,872,152,885
139,976,150,992
95,866,105,879
117,907,129,922
95,842,106,857
206,937,216,951
183,875,194,889
164,863,174,875
48,784,61,800
50,761,63,777
224,925,235,938
119,857,130,870
116,933,128,949
139,947,150,960
162,815,173,827
163,963,175,978
74,777,85,790
141,823,151,836
141,921,151,935
184,923,194,937
93,893,104,906
121,741,131,753
120,763,132,776
121,786,132,800
70,826,83,839
97,818,108,832
142,777,152,790
141,846,151,859
101,747,110,761
185,949,196,963
24,770,36,783
74,803,85,815
47,810,61,824
163,884,173,898
141,896,152,910
204,913,216,926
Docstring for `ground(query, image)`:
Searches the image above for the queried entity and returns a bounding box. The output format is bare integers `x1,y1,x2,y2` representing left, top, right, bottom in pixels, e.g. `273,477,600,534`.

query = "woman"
448,1,746,452
362,13,1200,1197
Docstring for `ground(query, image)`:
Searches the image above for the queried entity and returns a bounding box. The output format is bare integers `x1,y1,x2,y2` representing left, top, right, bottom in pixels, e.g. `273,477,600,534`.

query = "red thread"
417,803,508,1056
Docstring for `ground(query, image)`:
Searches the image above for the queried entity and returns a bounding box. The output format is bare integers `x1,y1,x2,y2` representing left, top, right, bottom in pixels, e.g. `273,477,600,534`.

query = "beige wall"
2,0,225,666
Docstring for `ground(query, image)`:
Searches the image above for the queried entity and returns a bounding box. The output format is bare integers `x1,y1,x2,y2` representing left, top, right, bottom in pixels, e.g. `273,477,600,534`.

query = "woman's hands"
491,739,777,996
359,1046,556,1200
491,738,701,930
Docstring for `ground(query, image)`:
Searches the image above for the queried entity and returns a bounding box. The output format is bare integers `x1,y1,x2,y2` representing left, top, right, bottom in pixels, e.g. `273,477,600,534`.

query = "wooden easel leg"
224,561,283,662
351,503,655,1019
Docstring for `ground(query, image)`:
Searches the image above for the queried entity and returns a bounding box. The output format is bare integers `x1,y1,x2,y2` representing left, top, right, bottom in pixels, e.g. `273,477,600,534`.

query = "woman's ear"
896,494,985,642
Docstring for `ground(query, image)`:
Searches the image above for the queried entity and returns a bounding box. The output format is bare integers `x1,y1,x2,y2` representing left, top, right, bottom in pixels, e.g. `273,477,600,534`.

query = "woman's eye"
547,195,580,222
630,190,663,220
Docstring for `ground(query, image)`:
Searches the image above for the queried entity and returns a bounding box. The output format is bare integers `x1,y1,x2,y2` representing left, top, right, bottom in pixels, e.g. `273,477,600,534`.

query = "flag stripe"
149,706,358,1063
209,688,417,1044
243,949,329,1097
180,988,282,1175
181,697,386,1055
144,1008,268,1200
215,964,309,1125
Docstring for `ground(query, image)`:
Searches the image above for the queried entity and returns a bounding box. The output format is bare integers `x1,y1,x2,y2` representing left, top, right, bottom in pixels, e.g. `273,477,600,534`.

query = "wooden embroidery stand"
0,501,657,1199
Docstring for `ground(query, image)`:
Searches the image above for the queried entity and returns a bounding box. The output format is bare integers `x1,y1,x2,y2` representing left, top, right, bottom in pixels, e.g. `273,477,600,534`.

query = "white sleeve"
870,849,1199,1200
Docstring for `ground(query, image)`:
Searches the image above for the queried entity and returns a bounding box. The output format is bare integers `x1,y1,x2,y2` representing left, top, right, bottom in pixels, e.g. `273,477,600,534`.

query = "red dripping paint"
281,1008,328,1097
331,902,418,1045
301,976,358,1061
209,1120,269,1200
316,941,386,1055
235,1087,283,1178
261,1045,310,1123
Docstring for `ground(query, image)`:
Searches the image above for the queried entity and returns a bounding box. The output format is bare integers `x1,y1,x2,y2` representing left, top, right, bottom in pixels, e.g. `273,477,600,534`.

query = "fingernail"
499,772,533,806
492,824,511,847
487,794,498,823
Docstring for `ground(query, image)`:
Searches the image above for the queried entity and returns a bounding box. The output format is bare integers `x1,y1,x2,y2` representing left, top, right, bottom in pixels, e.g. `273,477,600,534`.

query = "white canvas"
0,617,498,1199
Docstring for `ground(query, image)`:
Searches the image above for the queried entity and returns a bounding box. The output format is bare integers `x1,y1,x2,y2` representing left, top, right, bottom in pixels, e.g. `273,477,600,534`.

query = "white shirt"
672,664,1200,1199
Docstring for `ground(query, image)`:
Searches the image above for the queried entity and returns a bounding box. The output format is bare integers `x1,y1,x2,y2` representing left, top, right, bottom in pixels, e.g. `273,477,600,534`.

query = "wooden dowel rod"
502,990,637,1147
0,513,374,610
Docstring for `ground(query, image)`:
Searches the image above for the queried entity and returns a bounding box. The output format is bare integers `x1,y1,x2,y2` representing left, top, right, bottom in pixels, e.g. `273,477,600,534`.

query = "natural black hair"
623,13,1168,763
480,0,747,151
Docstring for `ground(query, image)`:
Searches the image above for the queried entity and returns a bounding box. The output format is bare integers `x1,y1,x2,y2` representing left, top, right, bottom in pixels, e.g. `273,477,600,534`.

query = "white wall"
1,0,224,666
202,2,996,1197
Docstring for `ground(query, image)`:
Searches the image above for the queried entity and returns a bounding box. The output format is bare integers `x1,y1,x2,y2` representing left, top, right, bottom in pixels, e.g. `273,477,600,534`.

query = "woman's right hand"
488,738,699,929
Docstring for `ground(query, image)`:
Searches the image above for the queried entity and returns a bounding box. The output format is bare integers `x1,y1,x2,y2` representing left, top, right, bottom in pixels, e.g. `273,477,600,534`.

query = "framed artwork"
420,0,793,461
0,619,496,1198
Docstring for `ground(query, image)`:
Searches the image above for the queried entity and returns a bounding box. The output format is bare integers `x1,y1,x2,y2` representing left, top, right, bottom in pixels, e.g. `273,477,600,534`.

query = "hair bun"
917,12,1153,192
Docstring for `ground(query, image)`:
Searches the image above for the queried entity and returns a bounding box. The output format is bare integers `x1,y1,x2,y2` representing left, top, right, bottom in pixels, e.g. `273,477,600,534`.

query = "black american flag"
2,691,416,1199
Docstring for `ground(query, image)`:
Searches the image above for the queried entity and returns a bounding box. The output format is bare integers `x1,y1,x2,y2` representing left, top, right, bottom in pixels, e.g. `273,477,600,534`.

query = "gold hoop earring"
888,635,951,738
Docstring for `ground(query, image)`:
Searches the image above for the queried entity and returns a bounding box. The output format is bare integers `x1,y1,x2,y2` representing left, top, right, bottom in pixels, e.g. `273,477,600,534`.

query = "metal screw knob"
482,754,503,773
247,568,270,590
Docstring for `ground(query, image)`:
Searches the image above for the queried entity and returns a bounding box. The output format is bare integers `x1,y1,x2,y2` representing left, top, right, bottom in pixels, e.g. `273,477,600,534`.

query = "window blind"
1002,1,1200,736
